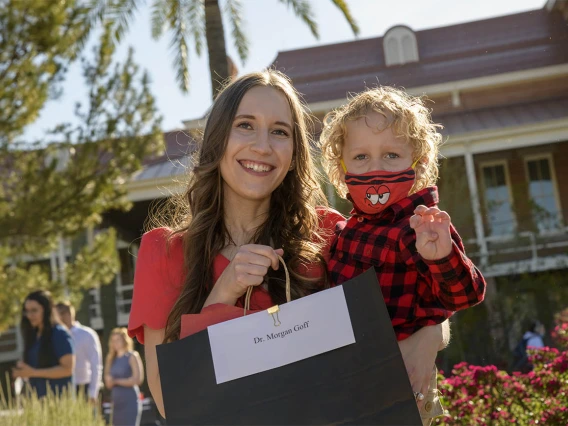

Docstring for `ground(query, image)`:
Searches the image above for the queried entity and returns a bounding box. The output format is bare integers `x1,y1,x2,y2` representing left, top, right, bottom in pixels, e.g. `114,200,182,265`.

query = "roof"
131,129,198,182
144,129,198,165
272,8,568,104
133,154,190,181
436,96,568,136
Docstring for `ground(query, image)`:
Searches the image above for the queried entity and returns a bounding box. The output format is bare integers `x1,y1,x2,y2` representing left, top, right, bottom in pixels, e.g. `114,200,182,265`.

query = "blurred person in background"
105,327,144,426
56,301,102,404
512,319,546,372
13,290,75,398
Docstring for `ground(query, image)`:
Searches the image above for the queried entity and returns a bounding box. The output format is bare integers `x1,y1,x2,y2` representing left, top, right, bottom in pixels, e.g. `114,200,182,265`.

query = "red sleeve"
421,225,486,309
127,228,185,344
180,305,262,339
399,224,486,311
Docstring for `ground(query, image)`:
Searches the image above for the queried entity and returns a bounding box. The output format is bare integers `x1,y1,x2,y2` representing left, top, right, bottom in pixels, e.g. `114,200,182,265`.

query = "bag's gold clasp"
267,305,281,327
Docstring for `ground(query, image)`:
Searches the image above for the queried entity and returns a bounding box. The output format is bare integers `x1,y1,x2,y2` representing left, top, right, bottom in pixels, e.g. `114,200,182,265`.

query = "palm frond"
73,0,110,52
168,0,190,92
277,0,318,39
329,0,359,36
150,0,169,39
106,0,146,43
225,0,249,63
86,0,109,26
187,0,205,56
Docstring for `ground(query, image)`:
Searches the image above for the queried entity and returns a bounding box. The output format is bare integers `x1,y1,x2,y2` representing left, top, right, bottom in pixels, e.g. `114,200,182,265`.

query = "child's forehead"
344,122,410,151
348,109,393,130
345,112,407,141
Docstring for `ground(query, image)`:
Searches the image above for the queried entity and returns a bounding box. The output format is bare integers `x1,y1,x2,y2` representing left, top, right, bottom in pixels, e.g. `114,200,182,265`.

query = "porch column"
464,145,489,268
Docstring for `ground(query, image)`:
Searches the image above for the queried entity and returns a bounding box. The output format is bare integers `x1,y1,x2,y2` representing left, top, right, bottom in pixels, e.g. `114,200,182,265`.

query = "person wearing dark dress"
12,290,75,398
105,327,143,426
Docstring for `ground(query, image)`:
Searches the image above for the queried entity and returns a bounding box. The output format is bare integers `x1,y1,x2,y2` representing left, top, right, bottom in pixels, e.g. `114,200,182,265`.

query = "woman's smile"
238,159,276,176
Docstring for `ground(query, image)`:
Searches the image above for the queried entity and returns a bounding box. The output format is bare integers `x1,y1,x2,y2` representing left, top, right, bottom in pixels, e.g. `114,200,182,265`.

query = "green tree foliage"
0,4,162,330
0,0,97,144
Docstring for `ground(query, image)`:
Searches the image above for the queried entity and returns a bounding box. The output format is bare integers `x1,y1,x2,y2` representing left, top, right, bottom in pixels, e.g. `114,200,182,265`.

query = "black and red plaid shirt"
328,186,486,341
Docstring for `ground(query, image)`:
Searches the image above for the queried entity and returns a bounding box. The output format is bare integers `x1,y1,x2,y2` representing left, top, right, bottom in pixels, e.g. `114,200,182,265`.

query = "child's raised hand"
410,205,452,260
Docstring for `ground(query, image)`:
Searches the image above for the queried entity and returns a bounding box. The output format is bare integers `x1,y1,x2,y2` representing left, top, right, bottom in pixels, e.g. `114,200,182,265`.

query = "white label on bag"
208,286,355,384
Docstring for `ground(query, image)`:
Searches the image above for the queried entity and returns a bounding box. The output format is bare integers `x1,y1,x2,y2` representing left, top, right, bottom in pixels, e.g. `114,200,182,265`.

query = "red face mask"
342,160,417,215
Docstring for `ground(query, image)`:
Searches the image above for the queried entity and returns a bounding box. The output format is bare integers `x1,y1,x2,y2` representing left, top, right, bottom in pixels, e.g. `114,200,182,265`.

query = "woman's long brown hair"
154,70,329,343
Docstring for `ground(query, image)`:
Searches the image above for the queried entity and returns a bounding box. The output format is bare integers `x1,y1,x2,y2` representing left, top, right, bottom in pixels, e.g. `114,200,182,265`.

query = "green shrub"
0,376,105,426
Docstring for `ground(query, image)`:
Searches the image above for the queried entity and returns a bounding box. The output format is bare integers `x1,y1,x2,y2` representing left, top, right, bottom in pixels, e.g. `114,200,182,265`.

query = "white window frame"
0,325,23,363
88,288,104,330
116,241,137,326
523,153,563,233
83,228,105,329
480,159,517,236
383,26,419,66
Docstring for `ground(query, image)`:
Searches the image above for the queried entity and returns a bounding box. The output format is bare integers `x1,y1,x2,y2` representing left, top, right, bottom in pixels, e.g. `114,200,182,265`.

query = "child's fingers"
409,214,423,229
413,205,429,215
434,211,451,222
422,207,442,217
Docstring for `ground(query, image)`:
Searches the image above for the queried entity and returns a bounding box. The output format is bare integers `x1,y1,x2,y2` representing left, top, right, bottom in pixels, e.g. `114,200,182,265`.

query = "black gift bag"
157,268,422,425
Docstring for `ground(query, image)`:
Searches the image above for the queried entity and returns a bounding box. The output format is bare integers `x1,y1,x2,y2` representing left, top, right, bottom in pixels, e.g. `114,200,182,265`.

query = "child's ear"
414,156,428,169
414,156,429,186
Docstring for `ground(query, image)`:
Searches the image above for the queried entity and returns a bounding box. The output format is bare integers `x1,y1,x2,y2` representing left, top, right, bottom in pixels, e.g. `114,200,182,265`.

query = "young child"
320,86,486,425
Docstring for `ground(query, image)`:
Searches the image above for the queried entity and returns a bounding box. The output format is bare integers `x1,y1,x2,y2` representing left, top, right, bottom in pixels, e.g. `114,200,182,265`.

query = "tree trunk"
204,0,229,99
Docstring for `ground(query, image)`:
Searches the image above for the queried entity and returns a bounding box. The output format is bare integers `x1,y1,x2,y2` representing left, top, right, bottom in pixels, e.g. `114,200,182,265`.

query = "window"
525,155,562,232
385,37,402,65
481,162,516,236
88,288,104,330
383,26,419,66
0,327,23,362
116,243,137,326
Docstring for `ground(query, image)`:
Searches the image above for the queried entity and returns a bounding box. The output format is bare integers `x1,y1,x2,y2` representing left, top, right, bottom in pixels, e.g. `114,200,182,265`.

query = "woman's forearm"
203,282,238,308
104,374,113,388
144,326,166,418
32,365,72,379
113,377,139,387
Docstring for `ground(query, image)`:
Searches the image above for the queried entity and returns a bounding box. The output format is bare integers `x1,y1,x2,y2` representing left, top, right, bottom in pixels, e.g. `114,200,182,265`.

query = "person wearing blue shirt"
13,290,75,398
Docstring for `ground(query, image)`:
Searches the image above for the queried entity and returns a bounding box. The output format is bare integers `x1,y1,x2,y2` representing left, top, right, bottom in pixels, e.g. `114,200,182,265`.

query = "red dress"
127,208,344,344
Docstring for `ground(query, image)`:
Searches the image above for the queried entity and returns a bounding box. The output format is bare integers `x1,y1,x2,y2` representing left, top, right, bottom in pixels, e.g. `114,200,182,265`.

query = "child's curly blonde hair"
320,86,443,198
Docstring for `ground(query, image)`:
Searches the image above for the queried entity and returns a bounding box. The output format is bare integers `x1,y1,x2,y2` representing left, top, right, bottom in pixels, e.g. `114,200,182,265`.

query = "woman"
13,290,74,398
105,327,144,426
128,70,448,418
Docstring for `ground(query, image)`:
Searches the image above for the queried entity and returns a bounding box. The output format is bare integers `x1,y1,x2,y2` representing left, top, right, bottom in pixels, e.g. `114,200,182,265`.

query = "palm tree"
99,0,359,98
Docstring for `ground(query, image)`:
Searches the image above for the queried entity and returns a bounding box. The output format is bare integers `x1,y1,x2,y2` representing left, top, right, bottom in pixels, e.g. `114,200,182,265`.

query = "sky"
23,0,546,141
